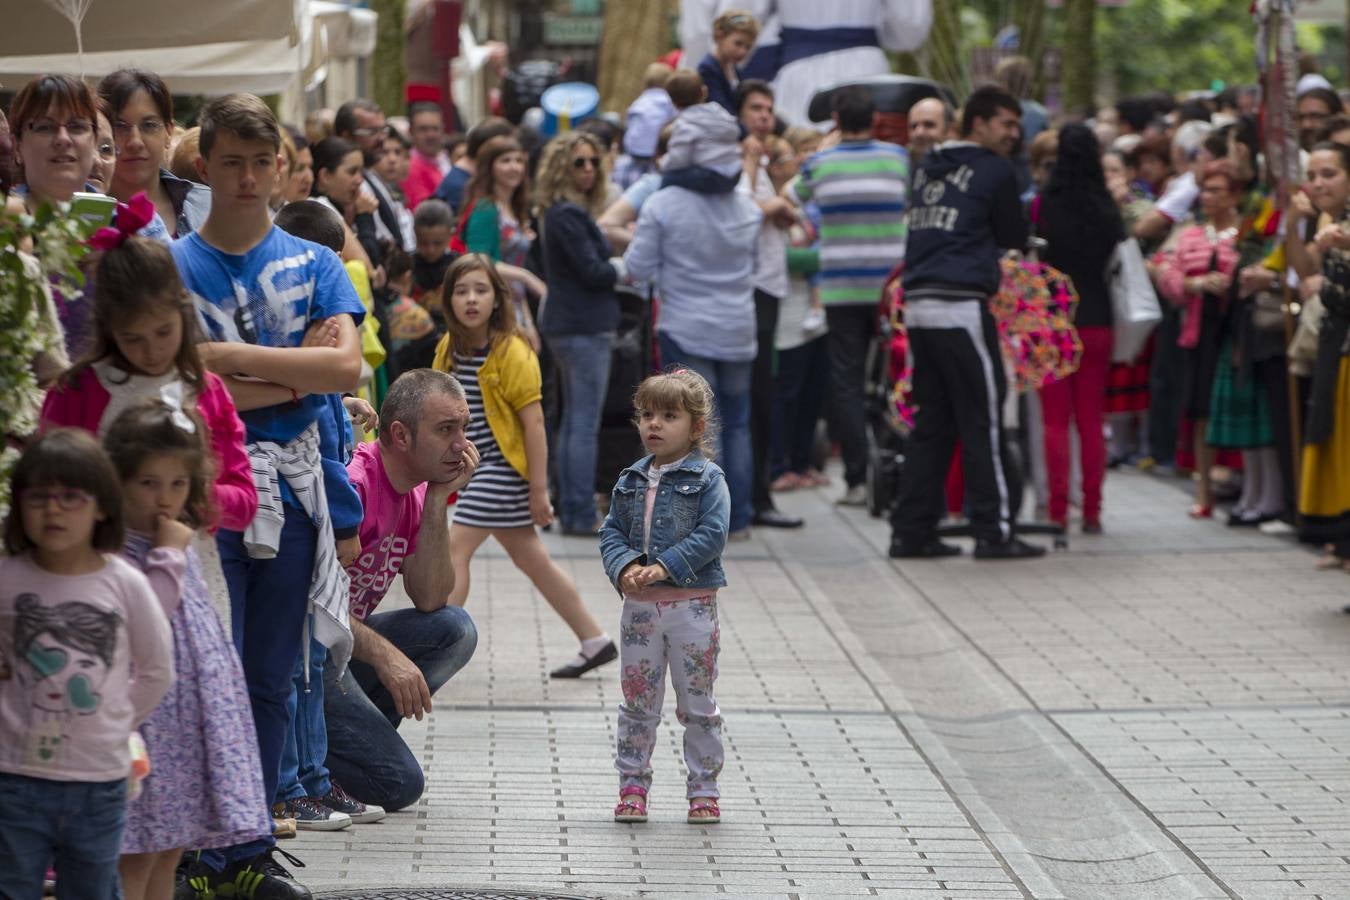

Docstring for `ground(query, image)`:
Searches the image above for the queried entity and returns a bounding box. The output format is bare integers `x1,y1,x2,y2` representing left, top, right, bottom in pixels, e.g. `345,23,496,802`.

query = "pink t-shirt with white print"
345,441,427,621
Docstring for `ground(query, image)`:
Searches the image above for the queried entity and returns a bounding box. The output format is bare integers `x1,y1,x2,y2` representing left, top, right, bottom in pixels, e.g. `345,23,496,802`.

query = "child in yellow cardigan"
433,255,616,678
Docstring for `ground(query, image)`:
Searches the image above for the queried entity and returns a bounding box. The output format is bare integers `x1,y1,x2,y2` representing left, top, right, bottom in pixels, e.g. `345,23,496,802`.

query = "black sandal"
549,640,617,678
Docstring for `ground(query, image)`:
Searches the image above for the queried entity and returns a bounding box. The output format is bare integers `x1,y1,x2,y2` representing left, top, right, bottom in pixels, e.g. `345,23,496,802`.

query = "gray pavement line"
826,515,1242,899
766,554,1034,899
908,700,1350,724
440,702,899,718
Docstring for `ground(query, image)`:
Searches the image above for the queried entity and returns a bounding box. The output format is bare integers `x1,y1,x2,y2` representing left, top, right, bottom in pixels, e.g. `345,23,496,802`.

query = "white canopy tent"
0,0,300,57
0,1,375,99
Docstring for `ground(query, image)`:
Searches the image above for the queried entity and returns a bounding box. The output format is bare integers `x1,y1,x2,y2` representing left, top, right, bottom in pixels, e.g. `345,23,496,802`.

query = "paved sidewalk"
294,468,1350,899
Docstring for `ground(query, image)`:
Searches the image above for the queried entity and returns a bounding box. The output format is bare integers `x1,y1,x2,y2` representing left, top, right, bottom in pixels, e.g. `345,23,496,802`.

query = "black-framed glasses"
26,118,93,140
572,157,599,170
19,488,94,511
113,118,165,138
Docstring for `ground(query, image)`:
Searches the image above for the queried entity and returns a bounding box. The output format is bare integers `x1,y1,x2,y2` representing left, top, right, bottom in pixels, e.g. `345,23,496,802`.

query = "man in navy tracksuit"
889,85,1046,560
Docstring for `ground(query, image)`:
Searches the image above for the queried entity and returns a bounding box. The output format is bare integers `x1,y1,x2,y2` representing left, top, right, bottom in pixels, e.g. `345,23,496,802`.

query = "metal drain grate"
317,890,596,900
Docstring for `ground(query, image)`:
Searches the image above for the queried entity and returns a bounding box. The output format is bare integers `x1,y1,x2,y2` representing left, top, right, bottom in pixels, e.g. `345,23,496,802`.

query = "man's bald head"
907,97,952,162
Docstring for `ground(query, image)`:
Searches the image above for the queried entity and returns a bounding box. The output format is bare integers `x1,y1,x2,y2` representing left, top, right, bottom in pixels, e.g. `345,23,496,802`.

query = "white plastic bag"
1108,237,1162,362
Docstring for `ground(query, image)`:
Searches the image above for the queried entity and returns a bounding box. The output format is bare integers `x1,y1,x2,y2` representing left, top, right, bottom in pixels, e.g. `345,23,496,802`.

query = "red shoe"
1188,504,1212,519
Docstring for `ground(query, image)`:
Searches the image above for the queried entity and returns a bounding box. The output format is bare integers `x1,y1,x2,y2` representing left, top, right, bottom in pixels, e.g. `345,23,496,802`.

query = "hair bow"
88,191,156,251
159,382,197,435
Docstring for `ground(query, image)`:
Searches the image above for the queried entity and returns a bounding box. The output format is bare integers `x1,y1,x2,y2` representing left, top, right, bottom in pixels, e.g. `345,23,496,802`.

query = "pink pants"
1040,326,1113,524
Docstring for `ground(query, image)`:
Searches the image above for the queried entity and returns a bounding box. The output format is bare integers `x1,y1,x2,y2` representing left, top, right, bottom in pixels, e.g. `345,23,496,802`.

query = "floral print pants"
615,596,723,799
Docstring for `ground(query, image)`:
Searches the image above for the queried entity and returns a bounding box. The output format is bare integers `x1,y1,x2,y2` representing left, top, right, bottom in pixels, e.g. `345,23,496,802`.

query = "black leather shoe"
549,640,618,679
752,508,804,528
974,537,1047,560
889,538,961,559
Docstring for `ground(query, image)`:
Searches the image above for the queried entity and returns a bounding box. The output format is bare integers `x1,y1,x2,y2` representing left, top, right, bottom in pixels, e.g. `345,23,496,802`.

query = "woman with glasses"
5,75,97,218
535,132,626,535
6,75,138,359
97,68,211,238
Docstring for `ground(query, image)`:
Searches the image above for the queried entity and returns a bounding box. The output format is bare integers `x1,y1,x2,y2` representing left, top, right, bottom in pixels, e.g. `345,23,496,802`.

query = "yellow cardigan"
431,332,542,480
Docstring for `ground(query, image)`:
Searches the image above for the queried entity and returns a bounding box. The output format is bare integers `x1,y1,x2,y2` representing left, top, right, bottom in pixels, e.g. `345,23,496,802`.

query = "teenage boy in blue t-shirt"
170,92,365,899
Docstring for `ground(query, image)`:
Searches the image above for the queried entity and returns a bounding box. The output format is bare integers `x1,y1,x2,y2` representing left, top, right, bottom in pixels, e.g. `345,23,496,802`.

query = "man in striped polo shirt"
793,85,909,505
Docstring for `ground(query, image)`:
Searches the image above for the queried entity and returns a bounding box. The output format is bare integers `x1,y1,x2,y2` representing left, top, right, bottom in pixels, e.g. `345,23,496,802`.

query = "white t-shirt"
1156,171,1198,223
738,165,790,301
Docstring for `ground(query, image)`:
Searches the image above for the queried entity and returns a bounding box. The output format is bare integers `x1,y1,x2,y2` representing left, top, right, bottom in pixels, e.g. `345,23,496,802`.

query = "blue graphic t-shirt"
171,227,366,444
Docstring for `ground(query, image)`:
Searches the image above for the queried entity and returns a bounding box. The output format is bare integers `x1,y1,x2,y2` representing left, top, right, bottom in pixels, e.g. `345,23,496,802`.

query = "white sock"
566,635,613,667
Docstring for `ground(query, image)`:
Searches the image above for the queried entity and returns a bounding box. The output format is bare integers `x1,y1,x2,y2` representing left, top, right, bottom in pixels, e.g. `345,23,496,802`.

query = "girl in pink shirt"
39,234,256,532
0,429,174,900
40,230,256,635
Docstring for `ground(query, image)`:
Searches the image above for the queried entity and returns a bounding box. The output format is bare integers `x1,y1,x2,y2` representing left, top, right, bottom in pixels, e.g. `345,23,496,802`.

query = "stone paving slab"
296,524,1023,897
296,466,1350,899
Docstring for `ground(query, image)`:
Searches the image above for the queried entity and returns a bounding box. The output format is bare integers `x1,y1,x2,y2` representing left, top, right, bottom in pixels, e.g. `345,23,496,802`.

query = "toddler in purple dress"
105,400,271,898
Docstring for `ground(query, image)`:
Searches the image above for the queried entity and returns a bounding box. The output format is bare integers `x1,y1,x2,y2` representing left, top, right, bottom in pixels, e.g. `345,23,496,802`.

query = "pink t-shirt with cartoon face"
345,442,427,621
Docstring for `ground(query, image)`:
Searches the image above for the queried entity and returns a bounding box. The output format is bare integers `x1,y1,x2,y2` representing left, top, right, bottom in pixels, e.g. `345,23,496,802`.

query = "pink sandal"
687,796,720,824
614,786,648,823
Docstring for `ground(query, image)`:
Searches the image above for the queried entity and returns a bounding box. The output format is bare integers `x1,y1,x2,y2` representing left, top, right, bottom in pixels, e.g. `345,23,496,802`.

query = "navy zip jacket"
538,201,620,336
903,142,1029,298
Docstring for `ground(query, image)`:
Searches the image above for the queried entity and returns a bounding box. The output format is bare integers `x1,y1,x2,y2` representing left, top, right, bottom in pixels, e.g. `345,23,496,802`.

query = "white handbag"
1108,237,1162,362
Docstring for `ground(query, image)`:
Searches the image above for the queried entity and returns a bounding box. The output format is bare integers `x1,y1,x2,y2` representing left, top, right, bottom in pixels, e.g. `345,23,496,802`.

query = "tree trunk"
922,0,965,99
1061,0,1096,114
598,0,675,114
1015,0,1047,98
370,0,408,115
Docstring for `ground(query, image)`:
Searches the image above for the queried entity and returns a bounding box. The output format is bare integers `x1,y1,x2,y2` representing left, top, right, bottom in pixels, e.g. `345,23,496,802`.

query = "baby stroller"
593,283,654,493
863,263,911,518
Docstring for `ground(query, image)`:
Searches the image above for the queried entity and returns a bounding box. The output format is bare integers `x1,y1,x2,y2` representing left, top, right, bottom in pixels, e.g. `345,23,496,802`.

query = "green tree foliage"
1093,0,1257,96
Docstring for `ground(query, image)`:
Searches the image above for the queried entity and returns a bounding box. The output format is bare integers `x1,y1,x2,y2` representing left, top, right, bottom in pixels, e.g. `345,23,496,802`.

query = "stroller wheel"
866,444,896,518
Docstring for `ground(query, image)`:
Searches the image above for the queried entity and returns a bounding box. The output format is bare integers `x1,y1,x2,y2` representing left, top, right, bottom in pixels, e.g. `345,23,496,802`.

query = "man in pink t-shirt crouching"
326,369,481,812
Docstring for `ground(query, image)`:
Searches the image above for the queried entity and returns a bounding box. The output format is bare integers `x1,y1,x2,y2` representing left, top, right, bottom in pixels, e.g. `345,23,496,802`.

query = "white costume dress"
680,0,933,129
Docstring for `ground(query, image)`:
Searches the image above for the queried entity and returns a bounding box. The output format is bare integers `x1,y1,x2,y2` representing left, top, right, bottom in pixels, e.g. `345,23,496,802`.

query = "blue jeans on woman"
0,773,127,899
323,606,477,812
658,333,754,533
547,332,614,531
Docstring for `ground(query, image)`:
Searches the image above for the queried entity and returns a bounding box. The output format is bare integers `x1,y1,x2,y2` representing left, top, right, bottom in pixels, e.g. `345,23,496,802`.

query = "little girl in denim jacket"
599,369,730,826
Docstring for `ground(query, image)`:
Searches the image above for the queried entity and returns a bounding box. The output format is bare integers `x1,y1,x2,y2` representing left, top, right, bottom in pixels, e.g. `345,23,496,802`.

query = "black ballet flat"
549,640,618,679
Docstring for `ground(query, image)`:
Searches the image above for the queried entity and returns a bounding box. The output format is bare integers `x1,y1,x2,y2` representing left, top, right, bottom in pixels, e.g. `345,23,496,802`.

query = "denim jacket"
599,452,729,594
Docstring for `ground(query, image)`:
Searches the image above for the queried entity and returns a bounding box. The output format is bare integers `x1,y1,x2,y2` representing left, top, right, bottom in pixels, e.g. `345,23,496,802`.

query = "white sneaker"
1259,519,1294,536
836,485,867,507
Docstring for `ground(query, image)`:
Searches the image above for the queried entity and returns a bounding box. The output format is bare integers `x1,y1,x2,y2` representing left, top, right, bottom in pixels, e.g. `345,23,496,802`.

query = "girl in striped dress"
432,255,616,678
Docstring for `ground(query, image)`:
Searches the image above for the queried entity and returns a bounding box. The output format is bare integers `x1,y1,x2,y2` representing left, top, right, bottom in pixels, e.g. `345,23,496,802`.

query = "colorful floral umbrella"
992,251,1083,392
880,252,1083,434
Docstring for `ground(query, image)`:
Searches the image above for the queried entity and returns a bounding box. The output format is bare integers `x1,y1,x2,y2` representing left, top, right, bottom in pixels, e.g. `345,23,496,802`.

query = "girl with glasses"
0,429,174,900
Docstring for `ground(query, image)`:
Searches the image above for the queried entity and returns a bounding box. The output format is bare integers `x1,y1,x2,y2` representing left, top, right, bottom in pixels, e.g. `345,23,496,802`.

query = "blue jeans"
204,512,316,868
276,638,330,804
547,332,614,531
0,773,126,900
657,333,754,532
323,606,477,812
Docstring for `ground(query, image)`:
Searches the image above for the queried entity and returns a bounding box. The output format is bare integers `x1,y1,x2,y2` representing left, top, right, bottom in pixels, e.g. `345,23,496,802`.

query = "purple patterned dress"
118,532,271,853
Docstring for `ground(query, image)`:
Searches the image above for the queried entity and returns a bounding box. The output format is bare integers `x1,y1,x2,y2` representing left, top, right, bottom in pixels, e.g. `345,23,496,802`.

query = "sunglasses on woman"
572,157,599,170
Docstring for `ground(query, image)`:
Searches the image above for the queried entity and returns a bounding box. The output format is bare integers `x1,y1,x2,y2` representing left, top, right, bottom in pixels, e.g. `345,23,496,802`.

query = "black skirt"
1182,295,1225,420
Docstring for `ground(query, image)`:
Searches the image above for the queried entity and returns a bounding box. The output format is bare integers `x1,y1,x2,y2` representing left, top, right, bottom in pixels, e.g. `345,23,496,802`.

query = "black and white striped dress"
452,347,534,529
